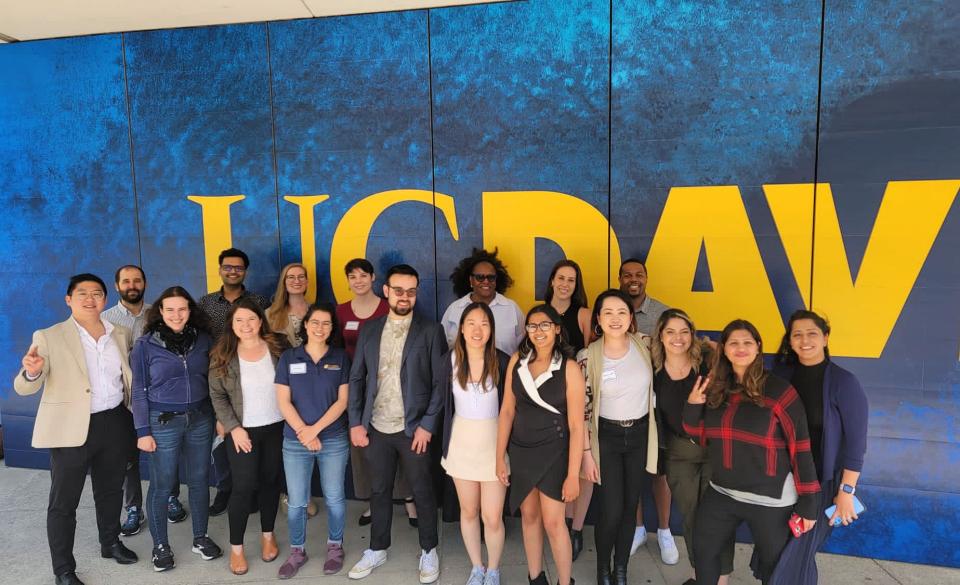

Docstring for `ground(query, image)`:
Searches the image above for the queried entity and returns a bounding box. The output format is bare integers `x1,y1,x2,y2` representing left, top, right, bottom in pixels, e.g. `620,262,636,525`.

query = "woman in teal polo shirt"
275,303,351,579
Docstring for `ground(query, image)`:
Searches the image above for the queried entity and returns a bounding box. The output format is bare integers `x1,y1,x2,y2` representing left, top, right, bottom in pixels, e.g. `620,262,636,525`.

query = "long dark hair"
209,297,288,378
543,259,588,309
144,286,210,335
518,304,572,362
776,309,831,366
453,302,500,393
706,319,768,408
589,289,637,339
298,303,344,348
651,308,702,372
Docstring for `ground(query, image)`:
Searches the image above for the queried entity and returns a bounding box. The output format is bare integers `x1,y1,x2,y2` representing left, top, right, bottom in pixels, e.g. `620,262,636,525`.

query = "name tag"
345,321,360,331
602,369,617,382
289,363,307,375
323,364,341,371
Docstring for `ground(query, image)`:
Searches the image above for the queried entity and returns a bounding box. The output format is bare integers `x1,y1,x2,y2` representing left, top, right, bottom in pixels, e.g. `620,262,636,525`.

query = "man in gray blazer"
14,273,139,585
346,264,447,584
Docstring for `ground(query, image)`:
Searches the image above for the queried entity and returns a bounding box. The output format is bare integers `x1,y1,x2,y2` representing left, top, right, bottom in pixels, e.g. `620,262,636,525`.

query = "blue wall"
2,0,958,568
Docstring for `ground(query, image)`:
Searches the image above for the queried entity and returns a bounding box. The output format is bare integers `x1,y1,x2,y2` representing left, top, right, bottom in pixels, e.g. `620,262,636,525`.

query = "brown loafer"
262,533,279,562
230,547,248,575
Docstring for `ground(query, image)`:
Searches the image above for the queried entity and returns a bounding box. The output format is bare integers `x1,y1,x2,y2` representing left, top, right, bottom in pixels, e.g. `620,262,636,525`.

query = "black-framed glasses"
390,287,419,298
471,273,497,282
221,265,246,273
525,321,556,332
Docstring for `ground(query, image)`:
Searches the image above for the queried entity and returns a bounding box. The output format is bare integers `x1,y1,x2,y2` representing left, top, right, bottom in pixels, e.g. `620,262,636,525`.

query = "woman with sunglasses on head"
496,305,585,585
764,310,868,585
275,303,352,579
543,259,593,560
441,247,525,356
652,309,733,585
578,290,659,585
441,302,511,585
334,258,415,527
683,320,820,585
209,297,290,575
132,286,222,572
266,263,312,347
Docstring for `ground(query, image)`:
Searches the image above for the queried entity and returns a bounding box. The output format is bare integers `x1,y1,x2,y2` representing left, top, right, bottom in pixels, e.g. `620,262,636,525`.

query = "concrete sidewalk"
0,465,955,585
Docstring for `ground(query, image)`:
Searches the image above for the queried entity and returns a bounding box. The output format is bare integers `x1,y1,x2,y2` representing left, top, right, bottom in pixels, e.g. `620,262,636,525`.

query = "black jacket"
347,312,448,437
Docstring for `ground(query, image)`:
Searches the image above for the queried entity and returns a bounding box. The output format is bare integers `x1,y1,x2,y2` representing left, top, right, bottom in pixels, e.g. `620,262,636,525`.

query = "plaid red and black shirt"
683,373,821,519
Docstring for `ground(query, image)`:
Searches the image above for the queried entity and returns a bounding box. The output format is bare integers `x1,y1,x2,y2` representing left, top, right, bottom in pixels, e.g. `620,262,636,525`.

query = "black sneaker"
120,505,144,536
208,490,230,517
167,495,188,523
192,535,223,560
152,544,175,572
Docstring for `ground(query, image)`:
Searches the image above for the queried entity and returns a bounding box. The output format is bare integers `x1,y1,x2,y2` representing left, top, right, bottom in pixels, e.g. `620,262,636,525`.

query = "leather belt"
600,415,648,428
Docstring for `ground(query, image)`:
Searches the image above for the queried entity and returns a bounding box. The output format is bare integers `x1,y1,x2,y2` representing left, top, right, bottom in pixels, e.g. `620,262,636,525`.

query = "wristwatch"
840,483,856,495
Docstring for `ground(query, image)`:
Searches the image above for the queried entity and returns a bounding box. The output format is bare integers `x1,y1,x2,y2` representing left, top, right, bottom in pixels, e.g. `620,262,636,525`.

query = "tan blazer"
13,318,133,448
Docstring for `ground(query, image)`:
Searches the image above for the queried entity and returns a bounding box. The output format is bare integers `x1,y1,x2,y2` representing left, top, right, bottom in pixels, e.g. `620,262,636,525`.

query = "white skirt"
442,414,505,482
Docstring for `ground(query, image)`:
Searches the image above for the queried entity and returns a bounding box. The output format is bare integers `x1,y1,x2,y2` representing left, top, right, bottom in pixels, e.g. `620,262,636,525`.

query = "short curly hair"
449,247,514,297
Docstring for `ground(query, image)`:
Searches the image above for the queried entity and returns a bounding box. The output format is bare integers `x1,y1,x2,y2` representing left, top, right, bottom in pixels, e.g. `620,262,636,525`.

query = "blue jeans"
147,408,214,546
282,433,349,547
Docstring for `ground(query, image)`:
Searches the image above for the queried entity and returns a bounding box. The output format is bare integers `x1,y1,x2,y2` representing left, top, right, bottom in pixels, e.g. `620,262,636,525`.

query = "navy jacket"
347,312,448,437
441,349,511,458
131,330,213,437
773,360,869,481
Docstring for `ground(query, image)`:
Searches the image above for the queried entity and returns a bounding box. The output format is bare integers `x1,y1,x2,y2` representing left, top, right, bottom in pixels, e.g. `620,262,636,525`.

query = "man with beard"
617,258,680,566
347,264,447,584
103,265,188,535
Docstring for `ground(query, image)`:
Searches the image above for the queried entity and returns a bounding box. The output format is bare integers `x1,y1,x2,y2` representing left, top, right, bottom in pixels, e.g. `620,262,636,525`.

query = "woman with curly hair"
441,248,525,355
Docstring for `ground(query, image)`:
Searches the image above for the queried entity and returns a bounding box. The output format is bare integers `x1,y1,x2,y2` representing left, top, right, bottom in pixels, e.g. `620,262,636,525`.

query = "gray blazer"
347,312,448,437
209,352,281,433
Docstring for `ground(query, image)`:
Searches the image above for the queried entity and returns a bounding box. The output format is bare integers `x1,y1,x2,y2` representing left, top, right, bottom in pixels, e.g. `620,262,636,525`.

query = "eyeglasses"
307,320,333,329
73,291,106,301
221,265,246,273
471,273,497,282
525,321,556,332
285,274,308,282
389,287,419,298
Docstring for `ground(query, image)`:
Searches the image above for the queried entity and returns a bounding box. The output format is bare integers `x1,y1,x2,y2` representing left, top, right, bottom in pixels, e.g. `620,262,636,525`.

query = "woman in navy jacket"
132,286,222,572
765,309,869,584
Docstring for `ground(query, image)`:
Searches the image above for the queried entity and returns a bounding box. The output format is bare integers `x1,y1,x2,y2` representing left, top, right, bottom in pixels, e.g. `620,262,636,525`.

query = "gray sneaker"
467,566,486,585
483,568,501,585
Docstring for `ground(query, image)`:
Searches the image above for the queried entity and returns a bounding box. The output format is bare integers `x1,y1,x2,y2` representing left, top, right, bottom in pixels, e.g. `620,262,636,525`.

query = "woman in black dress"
496,305,586,585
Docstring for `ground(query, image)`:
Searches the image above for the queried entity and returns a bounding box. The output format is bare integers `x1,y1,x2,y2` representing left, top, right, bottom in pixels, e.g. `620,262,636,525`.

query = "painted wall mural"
2,0,958,567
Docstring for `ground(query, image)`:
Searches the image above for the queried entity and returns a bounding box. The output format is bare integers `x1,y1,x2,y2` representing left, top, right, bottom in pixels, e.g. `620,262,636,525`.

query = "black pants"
595,417,648,570
365,427,438,551
225,421,284,545
695,487,793,585
48,404,134,576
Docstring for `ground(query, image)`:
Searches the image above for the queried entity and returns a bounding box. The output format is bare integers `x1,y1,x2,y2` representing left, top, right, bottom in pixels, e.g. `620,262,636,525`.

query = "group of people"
15,246,869,585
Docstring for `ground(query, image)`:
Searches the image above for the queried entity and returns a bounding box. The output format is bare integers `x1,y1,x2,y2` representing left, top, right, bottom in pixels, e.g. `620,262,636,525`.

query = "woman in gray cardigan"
209,297,289,575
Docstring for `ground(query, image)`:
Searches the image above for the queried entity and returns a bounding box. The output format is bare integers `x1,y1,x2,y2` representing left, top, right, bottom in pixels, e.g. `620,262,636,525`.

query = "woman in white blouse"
209,297,290,575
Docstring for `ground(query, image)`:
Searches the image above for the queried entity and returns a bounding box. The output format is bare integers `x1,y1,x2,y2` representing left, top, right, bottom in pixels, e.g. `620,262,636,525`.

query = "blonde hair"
651,308,702,372
266,263,309,333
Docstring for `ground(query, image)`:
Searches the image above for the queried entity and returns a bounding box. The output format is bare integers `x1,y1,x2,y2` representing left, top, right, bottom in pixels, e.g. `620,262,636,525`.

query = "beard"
121,288,144,304
390,302,413,316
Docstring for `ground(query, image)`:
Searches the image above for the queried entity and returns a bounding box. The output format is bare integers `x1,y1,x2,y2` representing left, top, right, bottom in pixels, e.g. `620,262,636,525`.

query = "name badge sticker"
323,363,341,371
345,321,360,331
602,369,617,382
289,363,307,375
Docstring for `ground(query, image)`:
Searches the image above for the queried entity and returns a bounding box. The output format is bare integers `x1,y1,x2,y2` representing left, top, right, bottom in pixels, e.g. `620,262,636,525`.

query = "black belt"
599,415,648,428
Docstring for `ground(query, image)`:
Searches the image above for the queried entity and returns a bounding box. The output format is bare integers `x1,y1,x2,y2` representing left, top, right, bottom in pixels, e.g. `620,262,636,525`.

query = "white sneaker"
466,565,485,585
419,548,440,584
348,549,387,579
629,525,647,556
657,529,679,565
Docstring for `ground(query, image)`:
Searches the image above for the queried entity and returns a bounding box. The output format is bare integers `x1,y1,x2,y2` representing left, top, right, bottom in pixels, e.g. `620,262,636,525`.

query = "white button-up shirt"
102,301,151,340
440,293,525,356
73,318,125,413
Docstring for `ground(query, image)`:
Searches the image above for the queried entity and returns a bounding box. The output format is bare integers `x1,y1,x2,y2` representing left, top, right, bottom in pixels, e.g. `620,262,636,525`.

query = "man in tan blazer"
14,273,139,585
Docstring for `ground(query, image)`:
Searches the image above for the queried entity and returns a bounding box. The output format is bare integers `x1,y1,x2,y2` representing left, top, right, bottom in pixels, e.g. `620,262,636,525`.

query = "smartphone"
788,513,804,538
824,495,866,526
